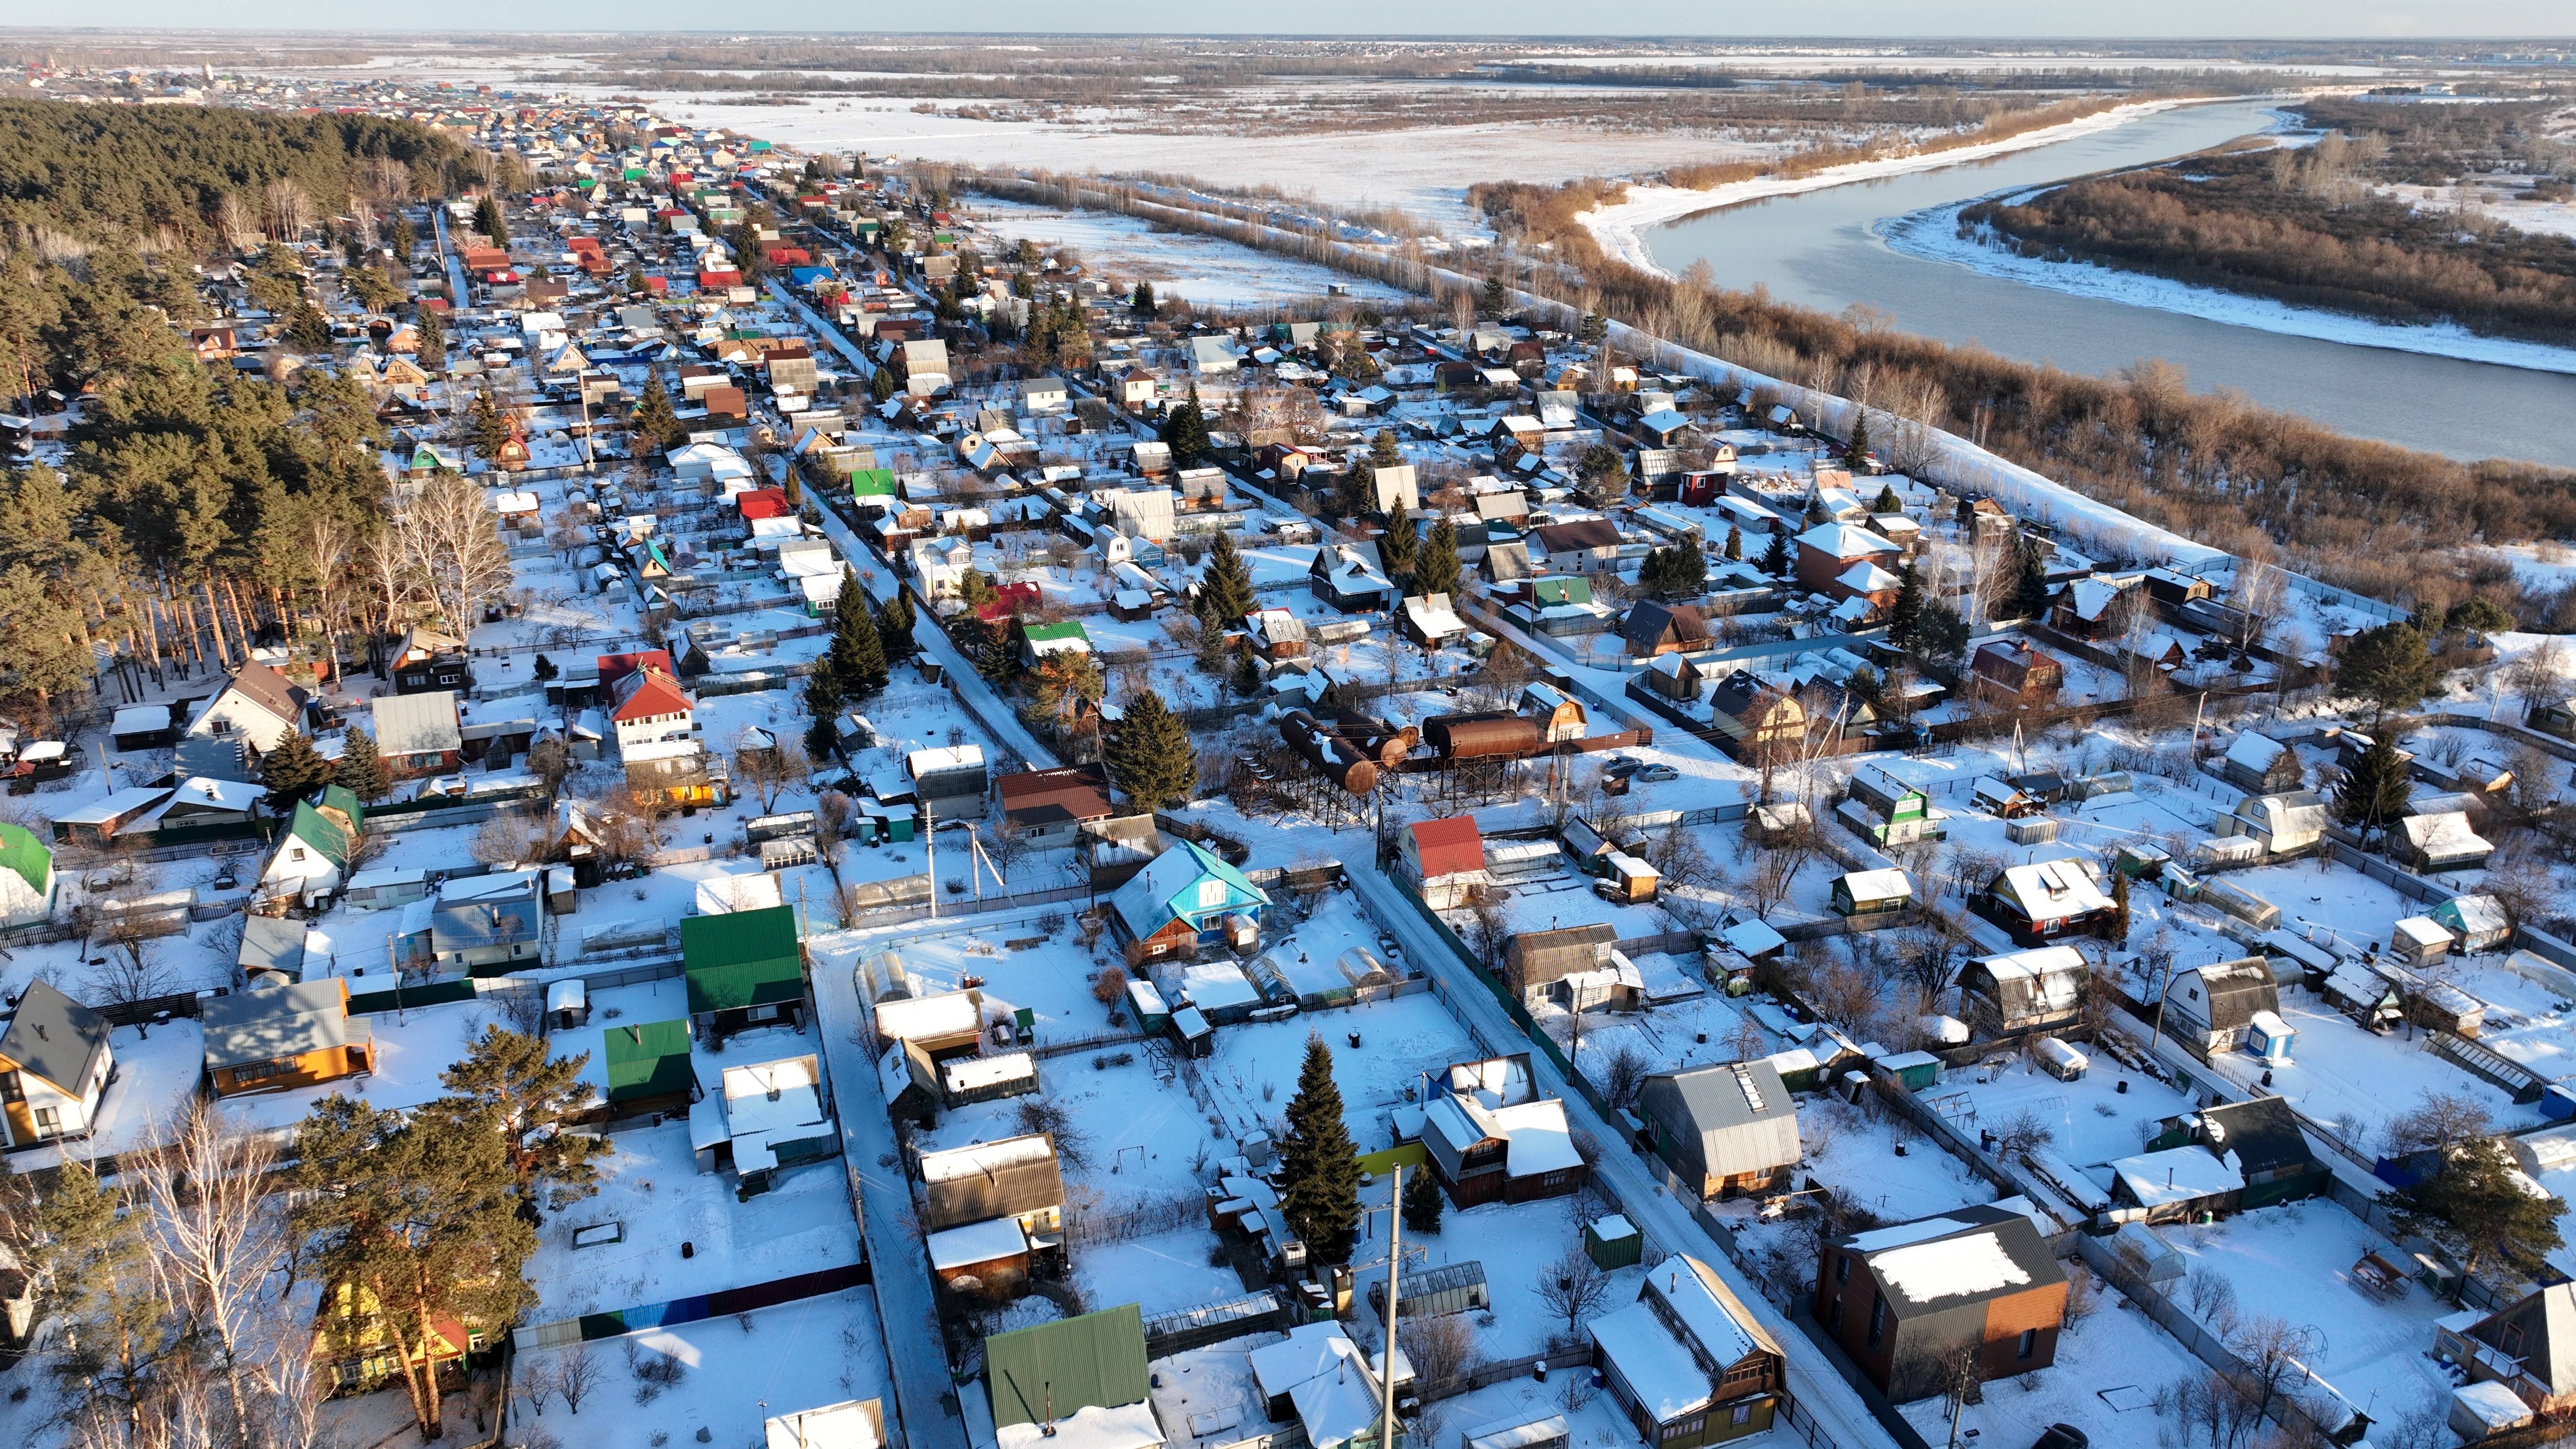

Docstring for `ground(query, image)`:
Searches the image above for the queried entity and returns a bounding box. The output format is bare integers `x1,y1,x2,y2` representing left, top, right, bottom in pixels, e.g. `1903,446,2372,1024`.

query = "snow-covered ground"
1879,197,2576,375
966,198,1413,307
1896,1268,2202,1449
1576,98,2205,279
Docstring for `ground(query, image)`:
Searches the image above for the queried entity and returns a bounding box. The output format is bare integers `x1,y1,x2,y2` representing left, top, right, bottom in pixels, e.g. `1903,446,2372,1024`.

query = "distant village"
4,59,2576,1449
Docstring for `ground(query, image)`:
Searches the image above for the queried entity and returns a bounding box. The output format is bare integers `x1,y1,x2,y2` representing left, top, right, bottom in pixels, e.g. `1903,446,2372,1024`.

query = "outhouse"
1874,1050,1940,1092
1171,1005,1213,1058
1584,1213,1644,1270
2033,1036,2088,1082
2392,916,2455,969
546,978,589,1031
2246,1009,2294,1065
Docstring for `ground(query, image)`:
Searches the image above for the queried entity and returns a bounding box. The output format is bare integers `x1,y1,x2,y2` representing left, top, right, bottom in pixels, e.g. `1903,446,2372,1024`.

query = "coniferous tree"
1402,1163,1446,1234
803,673,844,758
630,374,682,454
869,363,897,403
285,301,333,354
1872,482,1902,514
1887,559,1926,651
473,193,509,243
1760,527,1791,578
257,730,336,812
973,617,1020,682
1233,647,1263,698
2334,730,2415,837
1376,513,1417,584
2011,533,2053,620
334,724,390,803
1201,528,1257,624
1918,599,1971,663
1103,691,1196,811
2391,1137,2567,1299
24,1157,168,1442
2337,622,2444,721
465,387,510,461
1279,1034,1363,1263
288,1096,535,1440
1162,385,1213,468
413,303,445,367
1131,280,1156,314
435,1025,612,1214
876,586,919,666
830,576,889,700
2106,869,2132,948
1846,409,1872,465
1413,517,1462,601
1722,524,1742,562
1367,428,1403,471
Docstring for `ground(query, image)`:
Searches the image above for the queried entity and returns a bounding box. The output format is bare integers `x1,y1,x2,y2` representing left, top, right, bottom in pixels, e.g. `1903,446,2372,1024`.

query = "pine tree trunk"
200,571,232,668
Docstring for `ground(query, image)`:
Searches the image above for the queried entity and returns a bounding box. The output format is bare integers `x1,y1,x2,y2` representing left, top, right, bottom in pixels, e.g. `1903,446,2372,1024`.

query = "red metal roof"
1409,816,1485,879
609,667,695,724
736,487,791,520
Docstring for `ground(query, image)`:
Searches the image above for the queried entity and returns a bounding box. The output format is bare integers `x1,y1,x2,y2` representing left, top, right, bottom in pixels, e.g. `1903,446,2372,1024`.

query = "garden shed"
1953,946,2087,1036
1584,1214,1643,1269
2434,894,2512,954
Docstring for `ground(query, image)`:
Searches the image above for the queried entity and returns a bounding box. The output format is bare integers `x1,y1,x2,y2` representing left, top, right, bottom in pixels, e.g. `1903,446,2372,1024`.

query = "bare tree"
2381,1089,2493,1157
1532,1246,1612,1340
2225,1315,2326,1430
1397,1312,1481,1389
395,471,515,638
2507,636,2568,721
137,1098,285,1441
557,1341,605,1414
733,728,810,813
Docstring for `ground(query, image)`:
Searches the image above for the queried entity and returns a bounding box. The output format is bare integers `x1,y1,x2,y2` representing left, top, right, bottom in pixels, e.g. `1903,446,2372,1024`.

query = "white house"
0,980,112,1147
182,661,309,758
608,666,700,764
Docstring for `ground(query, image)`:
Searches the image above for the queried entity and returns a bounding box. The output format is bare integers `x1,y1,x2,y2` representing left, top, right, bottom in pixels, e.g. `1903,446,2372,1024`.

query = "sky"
14,3,2576,39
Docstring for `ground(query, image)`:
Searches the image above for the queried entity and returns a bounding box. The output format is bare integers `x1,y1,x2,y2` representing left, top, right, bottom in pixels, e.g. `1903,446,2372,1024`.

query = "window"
32,1106,59,1134
746,1005,780,1024
1834,1254,1850,1284
0,1069,20,1103
235,1060,292,1085
1866,1293,1885,1351
2017,1328,2037,1361
1731,1405,1754,1426
1828,1297,1843,1328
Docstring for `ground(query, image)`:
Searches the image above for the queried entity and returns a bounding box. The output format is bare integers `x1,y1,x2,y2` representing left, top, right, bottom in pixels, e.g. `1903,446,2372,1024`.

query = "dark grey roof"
237,915,309,977
2196,1096,2317,1179
0,979,110,1095
200,980,365,1070
1622,600,1708,650
1708,669,1768,722
2473,1283,2576,1393
1646,1058,1795,1135
1840,1204,2065,1316
432,897,542,950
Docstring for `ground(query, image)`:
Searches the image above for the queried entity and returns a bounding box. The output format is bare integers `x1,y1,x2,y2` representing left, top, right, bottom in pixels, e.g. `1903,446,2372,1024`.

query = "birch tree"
396,471,513,638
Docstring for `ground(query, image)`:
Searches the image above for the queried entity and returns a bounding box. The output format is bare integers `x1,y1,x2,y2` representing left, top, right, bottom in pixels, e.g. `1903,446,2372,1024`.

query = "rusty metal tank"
1279,710,1379,793
1424,711,1539,761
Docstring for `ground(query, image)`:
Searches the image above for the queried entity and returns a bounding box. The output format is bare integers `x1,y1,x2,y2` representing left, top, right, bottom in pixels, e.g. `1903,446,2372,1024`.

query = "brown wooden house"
1969,640,2065,706
1813,1204,2067,1402
200,979,375,1097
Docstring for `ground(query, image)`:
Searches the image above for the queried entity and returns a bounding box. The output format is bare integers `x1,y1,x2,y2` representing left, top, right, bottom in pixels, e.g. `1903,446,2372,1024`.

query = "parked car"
1631,763,1678,783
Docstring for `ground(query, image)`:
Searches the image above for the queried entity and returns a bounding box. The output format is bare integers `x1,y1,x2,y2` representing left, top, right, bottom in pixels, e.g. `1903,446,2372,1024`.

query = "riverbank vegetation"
983,161,2576,626
1955,102,2576,344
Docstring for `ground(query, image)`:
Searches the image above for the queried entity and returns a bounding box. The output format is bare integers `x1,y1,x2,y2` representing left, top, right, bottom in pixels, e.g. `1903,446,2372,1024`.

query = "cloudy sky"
23,2,2576,38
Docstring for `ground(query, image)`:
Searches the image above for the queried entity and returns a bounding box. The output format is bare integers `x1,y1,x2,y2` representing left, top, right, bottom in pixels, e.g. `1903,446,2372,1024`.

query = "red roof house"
598,649,677,689
736,487,792,521
1401,816,1487,907
974,581,1045,623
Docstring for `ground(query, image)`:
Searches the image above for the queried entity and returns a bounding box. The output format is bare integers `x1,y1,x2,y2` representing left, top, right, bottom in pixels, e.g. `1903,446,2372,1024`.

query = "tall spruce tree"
2337,622,2444,722
1279,1034,1363,1262
1376,513,1417,583
829,576,889,700
1103,691,1196,811
1872,482,1902,514
1367,428,1403,471
1201,528,1257,624
1402,1163,1446,1234
876,586,919,666
1760,527,1791,578
335,724,390,803
258,731,336,812
1162,385,1213,468
803,673,845,758
1887,559,1926,651
1722,524,1742,562
1846,409,1872,465
473,193,509,243
2011,533,2053,620
1132,280,1156,314
630,373,681,454
2334,730,2414,837
1413,517,1462,601
2391,1137,2567,1299
465,387,510,460
413,303,445,367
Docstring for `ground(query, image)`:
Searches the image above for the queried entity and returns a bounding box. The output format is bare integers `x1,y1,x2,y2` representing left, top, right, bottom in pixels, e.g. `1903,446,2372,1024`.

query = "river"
1643,98,2576,469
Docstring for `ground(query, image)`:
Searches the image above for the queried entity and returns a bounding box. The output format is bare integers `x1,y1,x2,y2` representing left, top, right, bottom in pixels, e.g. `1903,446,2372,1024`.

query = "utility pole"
1380,1163,1403,1449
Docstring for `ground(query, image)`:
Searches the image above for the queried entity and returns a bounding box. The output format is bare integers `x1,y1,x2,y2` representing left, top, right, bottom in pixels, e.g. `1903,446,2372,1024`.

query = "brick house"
1813,1204,2067,1402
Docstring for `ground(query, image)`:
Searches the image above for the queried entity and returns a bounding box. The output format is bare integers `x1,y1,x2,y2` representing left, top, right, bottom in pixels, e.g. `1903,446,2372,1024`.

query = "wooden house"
1968,640,2064,706
996,764,1113,850
1504,923,1622,1010
681,904,806,1040
2158,958,2278,1058
1792,523,1903,603
2441,1284,2576,1420
1590,1256,1783,1449
1636,1060,1800,1199
1106,839,1269,965
1831,868,1913,919
201,979,375,1097
1400,816,1488,911
1421,1066,1588,1207
372,690,464,781
1623,600,1711,658
1953,946,2088,1036
2219,733,2304,795
1706,671,1804,762
0,980,111,1147
1520,683,1587,743
1813,1205,2066,1402
1980,860,2115,946
2110,1096,2325,1220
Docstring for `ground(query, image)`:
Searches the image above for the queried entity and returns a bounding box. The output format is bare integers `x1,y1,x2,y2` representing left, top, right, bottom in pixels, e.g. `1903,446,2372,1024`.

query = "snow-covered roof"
875,989,984,1044
2223,731,2285,771
2111,1146,2245,1207
920,1132,1055,1185
995,1403,1163,1449
926,1216,1026,1270
1872,1232,2032,1305
1588,1298,1711,1420
943,1052,1034,1094
1177,960,1263,1012
1720,919,1787,957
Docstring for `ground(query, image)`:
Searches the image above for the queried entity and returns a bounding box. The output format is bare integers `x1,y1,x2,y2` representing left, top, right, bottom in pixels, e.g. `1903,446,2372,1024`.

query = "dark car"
2032,1426,2088,1449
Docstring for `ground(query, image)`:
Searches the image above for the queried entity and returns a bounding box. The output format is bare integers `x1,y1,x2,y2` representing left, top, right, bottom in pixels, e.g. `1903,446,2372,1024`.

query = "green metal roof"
985,1303,1148,1430
0,821,51,895
848,467,897,497
1021,621,1090,644
602,1019,693,1100
1531,577,1593,606
286,801,355,873
682,905,804,1014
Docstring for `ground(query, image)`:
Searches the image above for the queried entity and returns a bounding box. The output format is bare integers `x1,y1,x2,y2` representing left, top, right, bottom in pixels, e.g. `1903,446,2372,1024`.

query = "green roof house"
0,821,57,928
848,467,899,508
1020,621,1093,666
683,904,807,1035
260,788,362,906
985,1304,1156,1443
603,1019,694,1107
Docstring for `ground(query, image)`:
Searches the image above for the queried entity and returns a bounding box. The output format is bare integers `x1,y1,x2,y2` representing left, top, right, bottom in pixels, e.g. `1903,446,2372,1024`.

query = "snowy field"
1897,1269,2202,1449
1946,1051,2197,1170
967,198,1414,307
1202,991,1482,1151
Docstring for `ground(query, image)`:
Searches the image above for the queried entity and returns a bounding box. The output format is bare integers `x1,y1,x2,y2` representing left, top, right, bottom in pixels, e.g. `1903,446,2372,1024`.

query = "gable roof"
2473,1283,2576,1394
1794,522,1901,560
1408,816,1484,879
284,800,357,872
1622,600,1708,650
985,1304,1149,1431
372,691,464,756
610,666,696,723
997,765,1112,830
1839,1204,2063,1316
2194,1096,2318,1179
603,1019,694,1100
0,978,110,1094
200,979,365,1070
1108,839,1269,940
212,661,310,729
681,904,804,1013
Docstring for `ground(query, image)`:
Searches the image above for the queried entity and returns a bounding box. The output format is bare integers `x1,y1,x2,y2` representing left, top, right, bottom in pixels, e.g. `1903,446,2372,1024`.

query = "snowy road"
1340,862,1899,1449
814,935,972,1449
